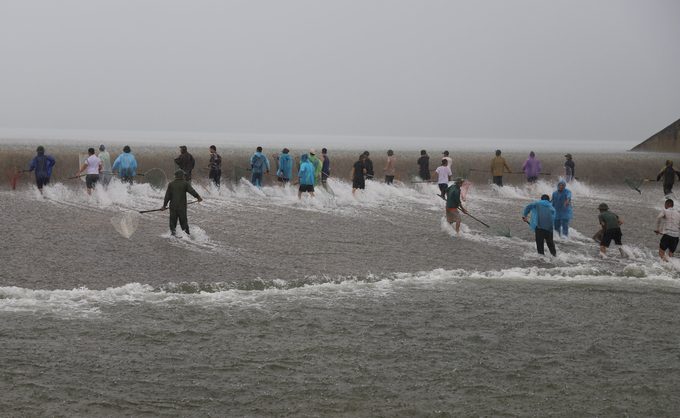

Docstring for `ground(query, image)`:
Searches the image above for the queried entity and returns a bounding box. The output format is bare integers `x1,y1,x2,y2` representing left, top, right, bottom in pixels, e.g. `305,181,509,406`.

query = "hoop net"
111,212,140,239
78,153,88,182
233,165,249,184
460,180,472,201
406,170,421,182
144,168,168,190
489,224,512,238
5,166,23,190
625,178,644,194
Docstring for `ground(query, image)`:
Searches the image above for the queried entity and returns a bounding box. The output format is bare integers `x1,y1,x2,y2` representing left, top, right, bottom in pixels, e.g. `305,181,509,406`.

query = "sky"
0,0,678,145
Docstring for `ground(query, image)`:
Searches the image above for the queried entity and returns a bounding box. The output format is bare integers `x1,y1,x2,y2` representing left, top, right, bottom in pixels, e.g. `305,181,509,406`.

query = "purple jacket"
522,157,542,178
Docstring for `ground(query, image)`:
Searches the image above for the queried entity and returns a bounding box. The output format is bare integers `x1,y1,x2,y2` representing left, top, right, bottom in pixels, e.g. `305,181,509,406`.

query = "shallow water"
2,143,680,416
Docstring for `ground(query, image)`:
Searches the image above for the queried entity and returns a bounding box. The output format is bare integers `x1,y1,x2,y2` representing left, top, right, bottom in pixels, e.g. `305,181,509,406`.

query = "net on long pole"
5,166,23,190
233,165,249,184
111,211,141,238
144,168,168,190
625,178,645,194
460,180,472,201
406,170,421,182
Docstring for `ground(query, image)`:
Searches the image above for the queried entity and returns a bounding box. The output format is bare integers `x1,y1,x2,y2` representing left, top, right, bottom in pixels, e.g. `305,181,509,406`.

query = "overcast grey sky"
0,0,678,143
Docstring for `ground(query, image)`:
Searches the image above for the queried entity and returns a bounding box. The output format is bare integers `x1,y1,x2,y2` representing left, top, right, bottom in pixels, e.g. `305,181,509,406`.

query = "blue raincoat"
278,154,293,180
112,152,138,178
551,180,573,220
250,152,270,173
298,154,315,186
523,200,556,232
29,153,56,179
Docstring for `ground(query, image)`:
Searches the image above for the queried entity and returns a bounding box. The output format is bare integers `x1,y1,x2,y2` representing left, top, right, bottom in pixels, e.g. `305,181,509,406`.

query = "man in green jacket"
161,170,203,236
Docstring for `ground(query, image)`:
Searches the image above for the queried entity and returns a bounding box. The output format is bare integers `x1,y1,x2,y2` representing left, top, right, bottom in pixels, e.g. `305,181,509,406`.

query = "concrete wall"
630,118,680,153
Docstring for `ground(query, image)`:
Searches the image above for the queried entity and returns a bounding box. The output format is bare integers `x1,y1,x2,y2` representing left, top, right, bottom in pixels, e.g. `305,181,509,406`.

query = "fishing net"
78,153,88,182
406,170,421,182
457,163,470,178
489,224,512,238
111,211,140,239
5,165,23,190
551,165,573,181
144,168,168,190
625,178,645,194
233,165,249,184
319,181,335,199
460,180,472,201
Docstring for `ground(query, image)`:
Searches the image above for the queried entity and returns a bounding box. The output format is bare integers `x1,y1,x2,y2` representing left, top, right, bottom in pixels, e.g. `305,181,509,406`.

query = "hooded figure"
277,149,293,183
657,160,680,196
298,153,315,186
523,194,557,256
112,145,138,183
249,146,270,188
522,151,542,184
29,146,56,193
551,179,573,237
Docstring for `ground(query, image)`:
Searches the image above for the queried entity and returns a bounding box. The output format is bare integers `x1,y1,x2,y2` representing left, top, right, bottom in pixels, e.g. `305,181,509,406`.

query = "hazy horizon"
1,0,678,145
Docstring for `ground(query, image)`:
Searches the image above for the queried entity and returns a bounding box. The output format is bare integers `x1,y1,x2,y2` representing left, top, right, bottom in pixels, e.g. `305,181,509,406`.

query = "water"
2,142,680,416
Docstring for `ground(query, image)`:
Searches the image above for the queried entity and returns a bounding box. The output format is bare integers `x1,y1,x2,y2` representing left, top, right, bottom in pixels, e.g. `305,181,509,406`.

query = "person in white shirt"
75,148,103,195
432,159,452,199
442,150,453,170
655,199,680,261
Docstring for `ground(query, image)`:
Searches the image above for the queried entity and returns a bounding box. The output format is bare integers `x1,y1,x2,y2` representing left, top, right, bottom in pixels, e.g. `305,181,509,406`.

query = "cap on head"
565,153,572,158
541,194,550,201
453,177,464,184
123,145,131,153
530,151,535,157
174,169,185,179
443,150,449,155
387,149,394,156
36,146,45,153
309,149,316,155
495,150,501,156
598,203,609,211
282,148,289,154
99,144,105,151
359,154,366,160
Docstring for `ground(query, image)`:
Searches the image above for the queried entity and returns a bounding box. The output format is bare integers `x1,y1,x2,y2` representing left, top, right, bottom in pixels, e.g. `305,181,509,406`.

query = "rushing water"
1,142,680,416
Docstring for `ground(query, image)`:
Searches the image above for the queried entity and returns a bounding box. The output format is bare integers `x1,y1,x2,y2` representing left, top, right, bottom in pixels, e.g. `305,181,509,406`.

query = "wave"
2,141,674,188
2,263,679,316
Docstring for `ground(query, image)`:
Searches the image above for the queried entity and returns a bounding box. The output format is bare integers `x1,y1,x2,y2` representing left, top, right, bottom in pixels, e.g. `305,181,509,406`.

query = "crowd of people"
22,145,680,260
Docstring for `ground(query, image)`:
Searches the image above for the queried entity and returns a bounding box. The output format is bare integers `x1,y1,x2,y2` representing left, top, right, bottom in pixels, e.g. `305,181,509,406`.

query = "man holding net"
74,148,103,195
445,177,468,234
656,160,680,196
29,146,56,194
522,194,557,256
161,170,203,236
655,199,680,262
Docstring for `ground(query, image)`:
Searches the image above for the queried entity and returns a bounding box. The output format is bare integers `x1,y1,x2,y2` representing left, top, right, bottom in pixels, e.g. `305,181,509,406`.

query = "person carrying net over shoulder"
161,170,203,236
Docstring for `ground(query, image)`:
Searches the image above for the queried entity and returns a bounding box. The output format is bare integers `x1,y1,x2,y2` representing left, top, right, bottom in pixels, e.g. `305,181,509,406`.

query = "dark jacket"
175,149,195,172
163,179,200,211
